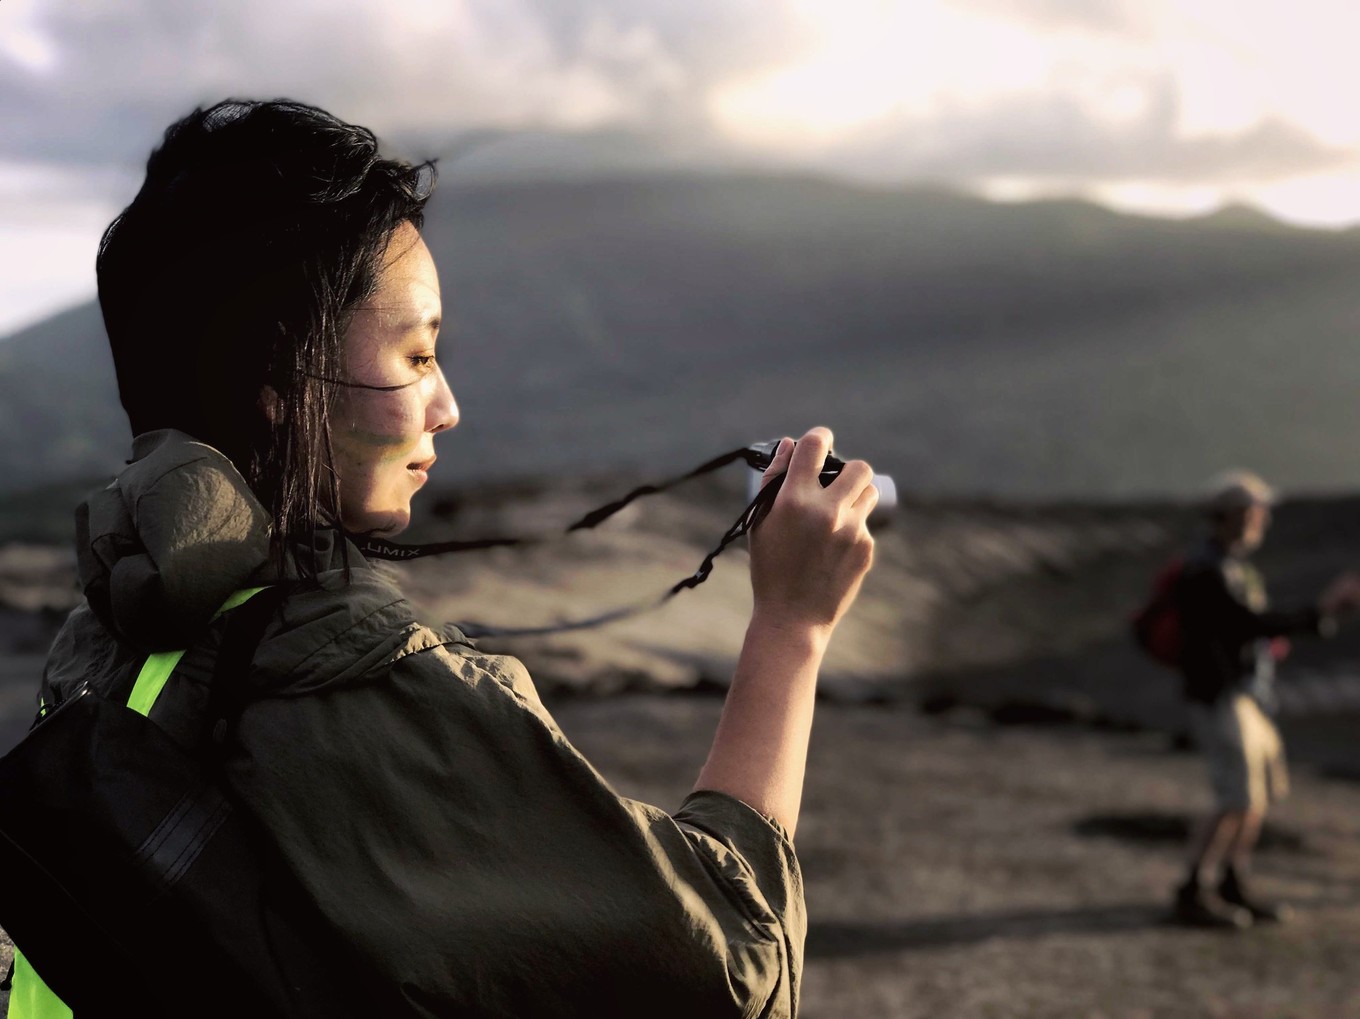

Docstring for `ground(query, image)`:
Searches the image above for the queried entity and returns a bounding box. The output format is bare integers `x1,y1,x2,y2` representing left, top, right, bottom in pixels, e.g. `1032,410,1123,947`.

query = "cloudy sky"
2,0,1358,335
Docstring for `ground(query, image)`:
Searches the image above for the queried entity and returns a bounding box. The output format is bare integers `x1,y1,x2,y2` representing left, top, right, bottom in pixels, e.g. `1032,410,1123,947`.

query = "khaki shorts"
1188,693,1288,813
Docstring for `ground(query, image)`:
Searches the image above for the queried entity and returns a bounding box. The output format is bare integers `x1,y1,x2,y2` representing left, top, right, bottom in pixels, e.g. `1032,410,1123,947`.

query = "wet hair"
97,98,435,565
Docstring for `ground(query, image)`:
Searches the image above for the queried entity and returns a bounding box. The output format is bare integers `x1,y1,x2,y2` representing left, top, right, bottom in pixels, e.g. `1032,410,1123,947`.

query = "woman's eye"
409,354,436,370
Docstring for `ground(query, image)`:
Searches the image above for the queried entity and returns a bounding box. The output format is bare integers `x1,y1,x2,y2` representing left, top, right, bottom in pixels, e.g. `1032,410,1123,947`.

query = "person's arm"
1179,564,1327,643
695,427,877,838
234,630,808,1018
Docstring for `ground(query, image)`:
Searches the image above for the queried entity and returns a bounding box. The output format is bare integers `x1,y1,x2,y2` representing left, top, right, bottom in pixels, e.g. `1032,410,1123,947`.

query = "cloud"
4,0,1360,334
512,0,815,84
0,0,801,332
830,78,1354,185
703,0,1359,191
0,0,820,171
0,0,1357,208
956,0,1153,38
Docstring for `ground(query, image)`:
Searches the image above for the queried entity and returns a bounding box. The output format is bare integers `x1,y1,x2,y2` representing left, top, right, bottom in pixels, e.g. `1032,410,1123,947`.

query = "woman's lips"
407,454,435,485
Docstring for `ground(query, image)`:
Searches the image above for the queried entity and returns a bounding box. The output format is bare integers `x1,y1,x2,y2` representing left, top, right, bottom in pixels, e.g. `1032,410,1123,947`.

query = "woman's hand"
748,427,877,640
695,426,877,835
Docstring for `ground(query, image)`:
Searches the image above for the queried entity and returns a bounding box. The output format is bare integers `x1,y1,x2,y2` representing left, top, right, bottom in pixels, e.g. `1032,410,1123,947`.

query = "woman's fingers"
829,458,874,502
786,427,834,490
849,473,880,521
783,430,872,510
772,430,878,528
758,437,794,491
748,425,878,633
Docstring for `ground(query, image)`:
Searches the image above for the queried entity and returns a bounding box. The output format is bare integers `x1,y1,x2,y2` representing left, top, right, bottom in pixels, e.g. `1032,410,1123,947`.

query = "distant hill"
0,301,121,492
5,174,1360,498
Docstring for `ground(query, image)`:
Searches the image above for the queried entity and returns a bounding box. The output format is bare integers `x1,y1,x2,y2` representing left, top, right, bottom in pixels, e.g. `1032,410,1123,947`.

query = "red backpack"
1131,557,1185,668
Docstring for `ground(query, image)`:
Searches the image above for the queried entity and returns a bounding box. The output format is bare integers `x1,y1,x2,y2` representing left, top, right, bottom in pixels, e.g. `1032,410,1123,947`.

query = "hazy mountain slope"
427,176,1360,497
4,175,1360,497
0,301,120,489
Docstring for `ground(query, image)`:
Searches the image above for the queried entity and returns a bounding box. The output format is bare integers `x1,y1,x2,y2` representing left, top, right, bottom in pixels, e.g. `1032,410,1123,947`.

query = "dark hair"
97,98,435,564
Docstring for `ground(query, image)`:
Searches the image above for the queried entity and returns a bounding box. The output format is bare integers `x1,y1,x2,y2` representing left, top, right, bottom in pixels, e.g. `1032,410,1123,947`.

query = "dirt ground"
549,694,1360,1019
5,480,1360,1017
4,694,1360,1018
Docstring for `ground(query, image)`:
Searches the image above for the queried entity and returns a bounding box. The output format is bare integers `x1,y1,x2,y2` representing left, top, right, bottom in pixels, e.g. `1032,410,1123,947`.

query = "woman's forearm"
694,426,877,839
693,614,830,838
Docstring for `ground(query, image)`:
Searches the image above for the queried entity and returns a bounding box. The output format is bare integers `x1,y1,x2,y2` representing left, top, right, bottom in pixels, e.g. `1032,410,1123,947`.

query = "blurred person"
9,99,878,1016
1171,471,1352,928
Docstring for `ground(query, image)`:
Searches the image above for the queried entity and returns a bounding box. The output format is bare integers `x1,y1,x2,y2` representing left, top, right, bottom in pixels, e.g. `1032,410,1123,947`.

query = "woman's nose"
428,363,459,433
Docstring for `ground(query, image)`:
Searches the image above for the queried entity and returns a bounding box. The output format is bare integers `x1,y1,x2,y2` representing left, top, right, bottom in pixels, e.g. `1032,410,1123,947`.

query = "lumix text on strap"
351,440,894,638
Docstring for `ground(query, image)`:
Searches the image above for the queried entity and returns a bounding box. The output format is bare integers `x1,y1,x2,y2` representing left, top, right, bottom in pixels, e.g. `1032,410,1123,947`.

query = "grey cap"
1203,469,1276,514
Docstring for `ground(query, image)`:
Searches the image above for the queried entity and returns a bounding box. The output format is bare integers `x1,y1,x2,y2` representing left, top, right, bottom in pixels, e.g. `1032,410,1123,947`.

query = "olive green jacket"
43,430,805,1018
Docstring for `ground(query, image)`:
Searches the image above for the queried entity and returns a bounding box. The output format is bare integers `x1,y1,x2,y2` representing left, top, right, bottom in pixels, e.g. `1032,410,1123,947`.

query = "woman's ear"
258,384,283,426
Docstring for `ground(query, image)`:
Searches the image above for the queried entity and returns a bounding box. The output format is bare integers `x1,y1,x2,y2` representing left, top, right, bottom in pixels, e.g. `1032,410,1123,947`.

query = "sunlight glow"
0,223,100,337
711,0,1360,153
710,1,1057,146
1170,0,1360,147
0,0,59,74
1086,181,1234,220
1251,171,1360,230
0,162,127,336
706,0,1360,225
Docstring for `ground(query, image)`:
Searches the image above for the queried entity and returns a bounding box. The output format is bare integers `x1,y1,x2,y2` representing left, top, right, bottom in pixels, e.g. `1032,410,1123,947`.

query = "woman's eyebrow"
402,307,441,332
353,307,441,334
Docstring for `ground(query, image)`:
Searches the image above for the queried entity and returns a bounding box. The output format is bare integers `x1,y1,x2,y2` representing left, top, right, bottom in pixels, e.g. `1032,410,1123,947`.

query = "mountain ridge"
5,172,1360,498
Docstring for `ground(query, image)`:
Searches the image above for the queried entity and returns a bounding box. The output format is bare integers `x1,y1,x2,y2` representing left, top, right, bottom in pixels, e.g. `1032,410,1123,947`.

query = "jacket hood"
77,429,272,652
52,429,463,708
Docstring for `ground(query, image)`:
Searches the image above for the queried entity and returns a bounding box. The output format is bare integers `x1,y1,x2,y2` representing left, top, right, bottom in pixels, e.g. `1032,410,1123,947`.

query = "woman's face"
333,223,458,536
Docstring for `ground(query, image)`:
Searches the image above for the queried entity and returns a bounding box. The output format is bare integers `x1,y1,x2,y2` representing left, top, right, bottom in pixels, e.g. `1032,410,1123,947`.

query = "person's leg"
1217,703,1292,921
1218,808,1288,920
1227,808,1264,873
1187,810,1245,884
1174,810,1250,923
1174,700,1253,927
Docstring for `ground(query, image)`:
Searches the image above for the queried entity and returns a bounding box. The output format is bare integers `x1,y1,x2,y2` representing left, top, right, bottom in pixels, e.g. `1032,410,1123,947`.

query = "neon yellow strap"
9,587,269,1016
125,586,267,717
6,951,70,1019
123,647,187,718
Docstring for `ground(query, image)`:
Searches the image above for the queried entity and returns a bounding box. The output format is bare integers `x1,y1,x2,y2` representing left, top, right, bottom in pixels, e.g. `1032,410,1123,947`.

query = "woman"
24,99,877,1017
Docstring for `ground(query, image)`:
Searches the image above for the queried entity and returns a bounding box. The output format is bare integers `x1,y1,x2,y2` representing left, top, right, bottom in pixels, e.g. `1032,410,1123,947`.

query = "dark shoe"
1219,869,1293,924
1172,881,1252,929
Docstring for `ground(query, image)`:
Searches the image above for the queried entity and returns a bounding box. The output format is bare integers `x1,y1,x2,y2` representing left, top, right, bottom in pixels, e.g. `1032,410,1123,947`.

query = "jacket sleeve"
227,639,804,1019
1177,564,1324,643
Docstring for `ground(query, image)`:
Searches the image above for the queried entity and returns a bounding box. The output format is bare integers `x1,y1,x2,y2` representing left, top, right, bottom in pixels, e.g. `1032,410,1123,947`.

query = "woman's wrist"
698,606,830,834
745,608,834,659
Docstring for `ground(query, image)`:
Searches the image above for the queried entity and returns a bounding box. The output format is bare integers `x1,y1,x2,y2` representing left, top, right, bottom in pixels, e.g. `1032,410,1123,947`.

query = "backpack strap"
6,587,285,1019
6,951,70,1019
125,587,272,718
197,585,288,761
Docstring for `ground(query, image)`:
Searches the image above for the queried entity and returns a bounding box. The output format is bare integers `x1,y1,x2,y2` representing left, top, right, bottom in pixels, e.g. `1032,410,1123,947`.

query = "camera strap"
349,445,785,637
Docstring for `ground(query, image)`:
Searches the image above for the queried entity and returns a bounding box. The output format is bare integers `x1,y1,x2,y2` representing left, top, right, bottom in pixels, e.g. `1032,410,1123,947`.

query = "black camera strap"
350,445,786,637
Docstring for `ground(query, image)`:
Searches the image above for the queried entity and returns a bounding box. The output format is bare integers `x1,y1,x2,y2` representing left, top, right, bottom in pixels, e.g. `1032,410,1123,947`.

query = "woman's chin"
341,503,411,538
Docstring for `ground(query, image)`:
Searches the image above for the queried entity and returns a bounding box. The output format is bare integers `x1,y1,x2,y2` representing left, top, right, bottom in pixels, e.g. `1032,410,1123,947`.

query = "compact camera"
743,439,897,522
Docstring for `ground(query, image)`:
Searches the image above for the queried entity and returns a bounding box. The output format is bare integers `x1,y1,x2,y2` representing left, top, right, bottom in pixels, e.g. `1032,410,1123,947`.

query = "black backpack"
0,587,367,1018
